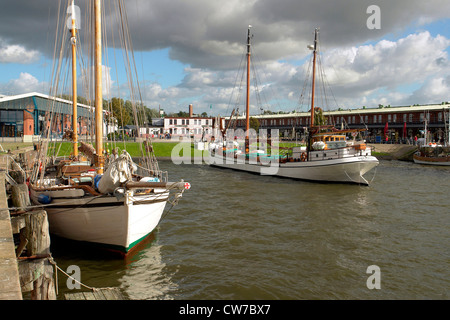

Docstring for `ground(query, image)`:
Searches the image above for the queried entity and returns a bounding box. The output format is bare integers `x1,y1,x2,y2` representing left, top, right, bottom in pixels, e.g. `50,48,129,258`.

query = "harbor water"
52,160,449,300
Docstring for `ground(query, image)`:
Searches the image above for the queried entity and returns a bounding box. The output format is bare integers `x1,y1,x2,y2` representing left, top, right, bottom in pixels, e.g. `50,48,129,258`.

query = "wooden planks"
64,287,127,300
0,172,22,300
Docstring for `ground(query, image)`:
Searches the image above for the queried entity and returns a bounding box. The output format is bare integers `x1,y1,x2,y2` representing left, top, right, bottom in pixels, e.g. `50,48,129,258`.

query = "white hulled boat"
28,0,190,256
413,110,450,166
209,27,378,185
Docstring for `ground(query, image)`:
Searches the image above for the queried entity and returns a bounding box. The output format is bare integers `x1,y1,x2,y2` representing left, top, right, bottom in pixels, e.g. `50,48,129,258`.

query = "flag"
384,122,388,141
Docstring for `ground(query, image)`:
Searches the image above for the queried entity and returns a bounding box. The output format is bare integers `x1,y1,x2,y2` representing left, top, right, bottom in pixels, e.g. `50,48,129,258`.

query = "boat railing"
309,145,372,161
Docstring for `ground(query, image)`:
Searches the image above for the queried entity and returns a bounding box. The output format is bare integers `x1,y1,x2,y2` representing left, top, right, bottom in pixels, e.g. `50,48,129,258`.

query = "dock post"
15,210,56,300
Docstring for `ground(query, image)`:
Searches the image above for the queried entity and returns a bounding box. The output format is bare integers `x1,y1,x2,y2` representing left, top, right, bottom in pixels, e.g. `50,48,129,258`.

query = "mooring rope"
47,255,95,294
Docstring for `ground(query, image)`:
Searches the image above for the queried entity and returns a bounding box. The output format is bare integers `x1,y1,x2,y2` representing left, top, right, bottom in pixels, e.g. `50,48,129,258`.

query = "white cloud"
409,77,450,104
78,65,114,98
309,31,450,108
0,72,47,94
0,39,39,64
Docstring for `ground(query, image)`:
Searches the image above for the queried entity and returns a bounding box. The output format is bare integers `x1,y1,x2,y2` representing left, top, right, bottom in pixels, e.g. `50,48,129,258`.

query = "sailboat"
209,27,379,185
28,0,190,256
413,110,450,165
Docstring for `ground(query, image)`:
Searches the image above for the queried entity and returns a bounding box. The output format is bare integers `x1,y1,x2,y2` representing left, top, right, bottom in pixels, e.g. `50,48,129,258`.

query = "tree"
110,97,131,127
313,107,327,126
249,117,260,132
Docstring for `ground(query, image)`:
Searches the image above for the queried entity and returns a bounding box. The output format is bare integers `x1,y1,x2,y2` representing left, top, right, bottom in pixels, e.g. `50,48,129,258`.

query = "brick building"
0,92,111,142
226,103,450,143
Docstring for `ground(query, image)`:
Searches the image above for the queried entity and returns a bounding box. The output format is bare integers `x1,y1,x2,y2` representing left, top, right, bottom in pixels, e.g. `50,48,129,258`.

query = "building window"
373,115,377,124
409,114,413,122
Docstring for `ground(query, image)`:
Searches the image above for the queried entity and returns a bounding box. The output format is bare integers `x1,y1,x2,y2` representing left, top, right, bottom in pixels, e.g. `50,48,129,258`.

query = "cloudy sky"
1,0,450,116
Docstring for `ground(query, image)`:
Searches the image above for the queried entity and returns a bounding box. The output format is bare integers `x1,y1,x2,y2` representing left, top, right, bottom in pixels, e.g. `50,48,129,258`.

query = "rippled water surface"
53,160,449,300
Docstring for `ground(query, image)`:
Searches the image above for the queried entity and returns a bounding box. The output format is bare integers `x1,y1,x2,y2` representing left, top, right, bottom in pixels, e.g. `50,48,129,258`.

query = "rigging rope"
33,0,165,182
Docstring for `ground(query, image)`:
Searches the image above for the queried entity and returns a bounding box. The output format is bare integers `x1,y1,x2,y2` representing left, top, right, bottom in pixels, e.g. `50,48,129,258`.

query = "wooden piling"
11,184,31,211
14,210,56,300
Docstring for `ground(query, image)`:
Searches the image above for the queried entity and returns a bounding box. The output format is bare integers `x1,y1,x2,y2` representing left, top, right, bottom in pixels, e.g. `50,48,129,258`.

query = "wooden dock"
0,167,56,300
0,171,22,300
65,288,127,300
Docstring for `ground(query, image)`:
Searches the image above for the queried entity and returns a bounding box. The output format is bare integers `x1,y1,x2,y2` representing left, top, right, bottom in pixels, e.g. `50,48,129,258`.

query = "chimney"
189,104,193,117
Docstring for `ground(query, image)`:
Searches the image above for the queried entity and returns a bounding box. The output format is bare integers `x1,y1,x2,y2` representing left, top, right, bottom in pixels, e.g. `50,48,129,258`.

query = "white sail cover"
98,151,136,194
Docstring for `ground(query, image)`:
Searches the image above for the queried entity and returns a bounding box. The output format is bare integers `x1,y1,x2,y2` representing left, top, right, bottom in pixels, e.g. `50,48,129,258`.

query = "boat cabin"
313,134,346,142
312,134,347,150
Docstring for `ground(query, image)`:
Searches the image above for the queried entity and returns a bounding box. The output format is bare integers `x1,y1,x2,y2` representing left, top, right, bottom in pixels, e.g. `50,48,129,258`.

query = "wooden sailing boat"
28,0,190,256
413,110,450,165
210,27,379,185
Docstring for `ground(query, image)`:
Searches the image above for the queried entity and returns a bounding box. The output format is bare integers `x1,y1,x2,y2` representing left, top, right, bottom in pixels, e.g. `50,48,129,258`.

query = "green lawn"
371,151,390,157
44,141,207,158
1,140,303,158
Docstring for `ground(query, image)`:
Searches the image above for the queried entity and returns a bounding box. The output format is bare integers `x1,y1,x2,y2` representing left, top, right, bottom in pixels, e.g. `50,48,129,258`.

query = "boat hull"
209,154,379,185
413,154,450,166
30,188,168,255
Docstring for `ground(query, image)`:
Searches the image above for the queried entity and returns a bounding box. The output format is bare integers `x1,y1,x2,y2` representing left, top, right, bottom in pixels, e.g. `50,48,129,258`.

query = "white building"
160,104,214,138
163,117,213,138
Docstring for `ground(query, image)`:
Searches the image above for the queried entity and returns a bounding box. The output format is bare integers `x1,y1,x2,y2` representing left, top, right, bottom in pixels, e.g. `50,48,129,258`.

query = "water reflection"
120,241,177,300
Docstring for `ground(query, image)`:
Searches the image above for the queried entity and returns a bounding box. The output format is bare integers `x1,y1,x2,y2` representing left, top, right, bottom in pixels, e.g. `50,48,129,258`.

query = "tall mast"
245,25,252,142
310,28,319,128
70,1,78,157
94,0,104,173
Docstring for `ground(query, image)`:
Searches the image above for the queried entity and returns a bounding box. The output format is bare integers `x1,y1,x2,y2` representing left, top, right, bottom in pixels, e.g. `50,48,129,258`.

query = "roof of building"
0,92,92,116
230,103,450,119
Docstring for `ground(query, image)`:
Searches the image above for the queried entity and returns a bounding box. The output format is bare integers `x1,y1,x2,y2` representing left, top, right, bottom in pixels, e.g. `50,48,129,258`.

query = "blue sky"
1,0,450,116
122,48,186,89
